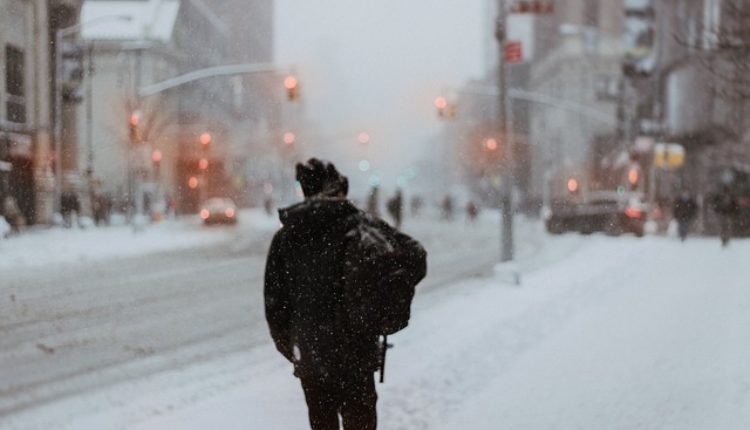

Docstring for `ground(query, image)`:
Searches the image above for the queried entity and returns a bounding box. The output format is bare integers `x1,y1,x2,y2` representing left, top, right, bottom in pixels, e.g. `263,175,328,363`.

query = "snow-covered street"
3,210,749,429
2,211,519,429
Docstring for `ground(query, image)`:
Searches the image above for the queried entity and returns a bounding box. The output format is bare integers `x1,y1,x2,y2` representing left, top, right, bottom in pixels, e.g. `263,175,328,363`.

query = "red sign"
505,40,523,64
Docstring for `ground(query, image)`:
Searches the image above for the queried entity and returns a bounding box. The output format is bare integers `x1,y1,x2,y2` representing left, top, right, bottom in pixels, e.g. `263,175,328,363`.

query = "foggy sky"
274,0,488,192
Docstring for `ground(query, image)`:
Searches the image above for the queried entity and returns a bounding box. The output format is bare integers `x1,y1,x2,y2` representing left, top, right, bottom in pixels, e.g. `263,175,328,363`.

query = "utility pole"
496,0,514,262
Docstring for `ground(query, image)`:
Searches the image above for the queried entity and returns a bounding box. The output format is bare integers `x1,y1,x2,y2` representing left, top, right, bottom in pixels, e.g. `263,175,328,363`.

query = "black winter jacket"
264,198,384,379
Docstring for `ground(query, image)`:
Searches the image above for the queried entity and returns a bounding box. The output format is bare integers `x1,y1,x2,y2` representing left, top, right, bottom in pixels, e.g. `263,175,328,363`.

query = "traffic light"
284,75,299,101
199,132,212,148
198,158,209,171
567,178,580,194
484,138,498,151
435,96,448,117
358,132,370,145
128,111,141,144
628,167,640,190
151,149,162,165
283,132,296,145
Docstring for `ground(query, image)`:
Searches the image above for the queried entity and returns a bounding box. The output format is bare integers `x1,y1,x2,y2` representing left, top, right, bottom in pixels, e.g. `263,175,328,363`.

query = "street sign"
654,143,685,168
505,40,523,64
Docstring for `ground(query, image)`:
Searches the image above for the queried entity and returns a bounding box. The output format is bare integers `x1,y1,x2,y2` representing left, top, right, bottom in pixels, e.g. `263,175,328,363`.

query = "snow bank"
0,209,278,271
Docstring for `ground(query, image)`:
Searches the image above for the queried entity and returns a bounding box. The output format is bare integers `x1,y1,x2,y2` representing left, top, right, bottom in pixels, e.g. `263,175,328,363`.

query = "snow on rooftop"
80,0,180,42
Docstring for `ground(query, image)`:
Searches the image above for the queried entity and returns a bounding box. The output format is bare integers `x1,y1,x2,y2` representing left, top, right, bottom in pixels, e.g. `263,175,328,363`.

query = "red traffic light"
434,96,448,110
484,138,498,151
151,149,162,163
628,168,639,185
358,132,370,144
283,132,296,145
129,111,140,127
284,76,298,90
567,178,579,193
128,111,141,144
199,132,212,146
284,76,300,101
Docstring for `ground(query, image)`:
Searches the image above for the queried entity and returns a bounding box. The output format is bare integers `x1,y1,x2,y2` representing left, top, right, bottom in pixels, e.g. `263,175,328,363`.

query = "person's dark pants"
300,371,377,430
720,216,734,246
677,220,690,241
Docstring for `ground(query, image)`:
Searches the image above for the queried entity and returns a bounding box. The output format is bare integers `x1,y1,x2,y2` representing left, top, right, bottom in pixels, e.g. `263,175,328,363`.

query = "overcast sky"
274,0,489,191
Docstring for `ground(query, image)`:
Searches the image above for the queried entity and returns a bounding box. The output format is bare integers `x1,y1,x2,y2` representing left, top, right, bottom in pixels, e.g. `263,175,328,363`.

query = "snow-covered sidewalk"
121,234,750,430
0,210,278,271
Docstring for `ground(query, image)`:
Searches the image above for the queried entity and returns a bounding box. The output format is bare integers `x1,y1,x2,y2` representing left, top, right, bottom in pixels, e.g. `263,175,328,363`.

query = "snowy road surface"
2,212,524,429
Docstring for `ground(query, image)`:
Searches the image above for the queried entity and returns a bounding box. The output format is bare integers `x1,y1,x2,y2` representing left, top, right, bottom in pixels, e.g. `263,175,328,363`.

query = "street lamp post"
53,15,132,215
496,0,514,262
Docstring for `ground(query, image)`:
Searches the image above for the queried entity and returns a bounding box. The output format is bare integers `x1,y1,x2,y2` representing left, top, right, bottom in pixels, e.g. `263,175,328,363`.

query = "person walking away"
712,185,739,247
441,195,454,221
672,190,697,241
366,185,380,217
264,158,426,430
466,201,479,223
60,191,80,228
386,189,403,229
2,196,25,234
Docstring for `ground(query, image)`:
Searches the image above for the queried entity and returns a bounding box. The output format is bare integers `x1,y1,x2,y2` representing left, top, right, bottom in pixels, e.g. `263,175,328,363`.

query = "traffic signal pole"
496,0,514,262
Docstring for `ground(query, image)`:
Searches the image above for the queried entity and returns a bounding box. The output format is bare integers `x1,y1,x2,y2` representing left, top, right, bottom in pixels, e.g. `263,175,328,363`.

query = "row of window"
5,44,26,124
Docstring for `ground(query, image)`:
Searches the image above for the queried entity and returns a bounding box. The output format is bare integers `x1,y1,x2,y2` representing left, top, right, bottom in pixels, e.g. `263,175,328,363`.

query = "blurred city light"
199,132,212,146
284,75,298,89
567,178,579,193
358,159,371,172
358,132,370,144
283,132,296,145
151,149,162,163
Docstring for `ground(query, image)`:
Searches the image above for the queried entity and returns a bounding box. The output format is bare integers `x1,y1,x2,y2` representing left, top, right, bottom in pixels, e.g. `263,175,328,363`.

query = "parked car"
199,198,238,225
544,191,647,237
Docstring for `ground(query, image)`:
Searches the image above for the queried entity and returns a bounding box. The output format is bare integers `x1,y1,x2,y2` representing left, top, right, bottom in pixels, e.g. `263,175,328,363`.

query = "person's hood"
279,198,359,229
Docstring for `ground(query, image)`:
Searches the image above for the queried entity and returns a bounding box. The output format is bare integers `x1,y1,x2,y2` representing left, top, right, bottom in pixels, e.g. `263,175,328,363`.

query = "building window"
6,45,26,124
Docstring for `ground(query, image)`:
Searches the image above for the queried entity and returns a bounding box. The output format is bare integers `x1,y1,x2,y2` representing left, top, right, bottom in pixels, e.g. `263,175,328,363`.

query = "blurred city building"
647,0,750,233
79,0,234,215
0,0,54,225
526,0,623,206
201,0,285,208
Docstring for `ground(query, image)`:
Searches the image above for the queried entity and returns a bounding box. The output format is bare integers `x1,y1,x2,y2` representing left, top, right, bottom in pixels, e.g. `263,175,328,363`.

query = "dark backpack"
341,216,427,335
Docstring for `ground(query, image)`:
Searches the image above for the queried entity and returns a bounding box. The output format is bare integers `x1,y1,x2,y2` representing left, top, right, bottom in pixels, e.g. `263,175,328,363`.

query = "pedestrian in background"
441,195,454,221
386,188,403,229
466,200,479,223
673,190,697,241
60,191,80,228
366,185,380,217
712,185,739,247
